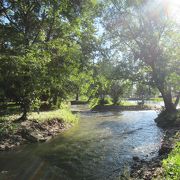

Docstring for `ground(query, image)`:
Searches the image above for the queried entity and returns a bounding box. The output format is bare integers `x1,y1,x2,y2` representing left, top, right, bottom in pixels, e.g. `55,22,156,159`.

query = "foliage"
109,81,123,105
0,48,50,114
29,105,78,124
109,80,132,105
103,0,180,112
0,103,78,126
119,100,136,106
150,98,163,102
0,121,19,135
89,96,112,108
163,141,180,179
0,0,102,120
93,74,110,102
98,97,112,105
69,70,94,101
135,83,154,104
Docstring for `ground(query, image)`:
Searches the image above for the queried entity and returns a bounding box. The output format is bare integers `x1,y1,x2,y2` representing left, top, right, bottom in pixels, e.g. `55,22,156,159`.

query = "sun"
170,0,180,6
167,0,180,22
150,0,180,23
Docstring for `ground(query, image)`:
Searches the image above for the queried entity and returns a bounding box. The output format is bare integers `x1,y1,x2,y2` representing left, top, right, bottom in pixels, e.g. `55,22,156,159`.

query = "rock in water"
133,156,140,161
0,145,6,151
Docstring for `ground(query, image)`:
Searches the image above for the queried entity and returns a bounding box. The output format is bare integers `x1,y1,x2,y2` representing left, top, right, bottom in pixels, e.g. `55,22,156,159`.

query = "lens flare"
166,0,180,22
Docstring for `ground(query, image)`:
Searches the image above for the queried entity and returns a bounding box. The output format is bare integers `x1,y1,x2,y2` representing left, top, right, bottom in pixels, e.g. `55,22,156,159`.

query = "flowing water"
0,105,163,180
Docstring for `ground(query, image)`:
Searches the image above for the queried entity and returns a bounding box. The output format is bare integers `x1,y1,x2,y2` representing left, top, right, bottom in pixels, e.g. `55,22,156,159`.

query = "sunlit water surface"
0,105,163,180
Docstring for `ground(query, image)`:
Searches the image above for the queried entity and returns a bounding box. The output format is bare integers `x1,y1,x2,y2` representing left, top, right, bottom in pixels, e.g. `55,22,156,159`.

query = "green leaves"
0,0,103,117
163,141,180,179
102,0,180,111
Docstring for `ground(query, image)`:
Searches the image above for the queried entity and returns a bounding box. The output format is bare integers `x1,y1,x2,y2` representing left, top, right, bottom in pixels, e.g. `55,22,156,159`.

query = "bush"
109,81,123,105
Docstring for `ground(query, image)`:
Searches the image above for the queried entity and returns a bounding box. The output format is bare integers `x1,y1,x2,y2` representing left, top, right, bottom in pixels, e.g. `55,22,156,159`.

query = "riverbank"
0,106,165,179
130,125,180,179
91,104,158,111
155,109,180,127
0,109,78,151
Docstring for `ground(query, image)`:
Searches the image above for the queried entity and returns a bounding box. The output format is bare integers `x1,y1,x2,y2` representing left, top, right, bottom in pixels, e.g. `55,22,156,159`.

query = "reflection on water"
0,105,163,180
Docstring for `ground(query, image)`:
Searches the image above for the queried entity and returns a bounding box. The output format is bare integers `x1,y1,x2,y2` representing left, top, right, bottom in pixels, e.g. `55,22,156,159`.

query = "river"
0,105,163,180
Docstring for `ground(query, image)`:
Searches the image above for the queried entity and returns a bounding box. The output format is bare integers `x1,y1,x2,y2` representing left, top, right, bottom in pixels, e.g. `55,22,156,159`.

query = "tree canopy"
0,0,179,120
0,0,102,120
102,0,180,112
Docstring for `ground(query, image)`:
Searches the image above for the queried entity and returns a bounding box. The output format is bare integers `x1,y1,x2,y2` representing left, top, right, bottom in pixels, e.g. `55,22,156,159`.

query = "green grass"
0,114,21,122
0,104,78,124
79,95,89,101
163,140,180,180
119,100,136,106
29,108,78,124
0,122,19,135
149,97,163,102
0,104,78,137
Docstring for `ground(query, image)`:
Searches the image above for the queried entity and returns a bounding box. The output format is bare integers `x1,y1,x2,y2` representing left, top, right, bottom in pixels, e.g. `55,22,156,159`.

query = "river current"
0,105,163,180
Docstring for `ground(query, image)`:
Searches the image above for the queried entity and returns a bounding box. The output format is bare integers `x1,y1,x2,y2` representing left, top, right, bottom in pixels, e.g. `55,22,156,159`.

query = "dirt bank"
0,119,71,151
92,105,158,112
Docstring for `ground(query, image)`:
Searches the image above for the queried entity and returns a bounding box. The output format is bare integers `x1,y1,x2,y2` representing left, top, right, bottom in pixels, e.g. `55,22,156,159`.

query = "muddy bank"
0,119,71,151
130,126,180,179
155,110,180,128
92,105,157,112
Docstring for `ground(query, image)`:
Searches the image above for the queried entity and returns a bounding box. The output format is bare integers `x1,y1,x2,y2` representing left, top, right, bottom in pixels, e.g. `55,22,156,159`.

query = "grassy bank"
155,110,180,127
0,104,78,124
0,105,78,151
163,141,180,179
119,100,136,106
149,97,163,102
91,104,153,112
28,108,78,124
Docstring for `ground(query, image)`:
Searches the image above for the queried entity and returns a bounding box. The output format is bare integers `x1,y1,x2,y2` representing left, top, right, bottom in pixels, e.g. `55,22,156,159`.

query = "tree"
103,0,180,112
135,83,149,105
70,70,94,101
109,80,123,105
0,48,50,120
0,0,101,120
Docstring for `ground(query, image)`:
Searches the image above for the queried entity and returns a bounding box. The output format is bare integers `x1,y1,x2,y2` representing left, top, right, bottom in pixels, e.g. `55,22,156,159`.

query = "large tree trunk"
19,108,27,121
152,67,176,113
159,88,176,112
15,103,28,122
